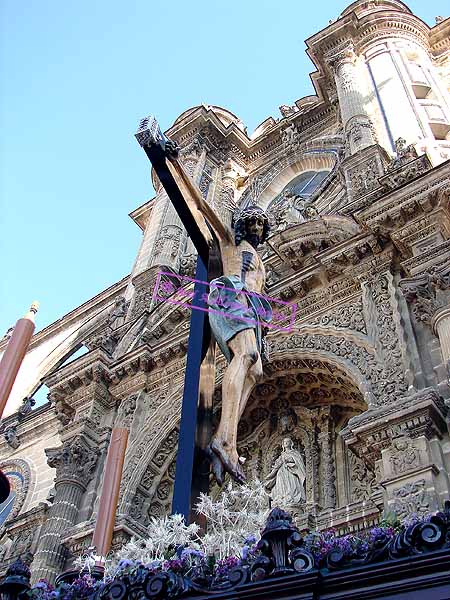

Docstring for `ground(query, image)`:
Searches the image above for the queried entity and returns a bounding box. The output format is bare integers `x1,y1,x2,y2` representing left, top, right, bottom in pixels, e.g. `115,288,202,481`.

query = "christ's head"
233,205,270,248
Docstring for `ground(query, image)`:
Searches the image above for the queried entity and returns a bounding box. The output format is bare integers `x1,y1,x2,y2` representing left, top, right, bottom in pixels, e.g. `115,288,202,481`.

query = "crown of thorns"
233,205,270,244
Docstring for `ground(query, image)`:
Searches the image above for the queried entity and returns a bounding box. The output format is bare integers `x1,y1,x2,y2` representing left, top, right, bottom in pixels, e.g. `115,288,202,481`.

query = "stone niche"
223,356,379,532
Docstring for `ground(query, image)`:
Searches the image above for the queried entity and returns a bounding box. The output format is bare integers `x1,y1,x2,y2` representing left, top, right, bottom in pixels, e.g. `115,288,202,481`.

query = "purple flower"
181,548,204,561
118,558,136,569
244,534,257,545
215,556,240,577
34,581,51,590
163,558,185,573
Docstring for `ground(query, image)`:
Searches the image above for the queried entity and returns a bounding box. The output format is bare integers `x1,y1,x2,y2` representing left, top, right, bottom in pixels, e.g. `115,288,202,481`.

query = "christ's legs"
210,328,262,483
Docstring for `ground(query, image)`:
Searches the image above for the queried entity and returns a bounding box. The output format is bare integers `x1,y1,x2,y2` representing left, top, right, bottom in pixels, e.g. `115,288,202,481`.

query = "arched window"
275,170,329,200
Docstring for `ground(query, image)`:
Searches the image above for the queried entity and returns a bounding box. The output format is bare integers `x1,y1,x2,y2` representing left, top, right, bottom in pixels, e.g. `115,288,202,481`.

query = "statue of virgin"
265,437,306,506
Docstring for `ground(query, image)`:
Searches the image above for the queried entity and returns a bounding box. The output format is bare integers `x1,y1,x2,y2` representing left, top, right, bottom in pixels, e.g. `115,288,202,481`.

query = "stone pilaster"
432,306,450,378
399,265,450,393
213,159,238,231
381,433,441,518
129,266,161,320
341,387,449,516
32,436,99,582
327,42,376,155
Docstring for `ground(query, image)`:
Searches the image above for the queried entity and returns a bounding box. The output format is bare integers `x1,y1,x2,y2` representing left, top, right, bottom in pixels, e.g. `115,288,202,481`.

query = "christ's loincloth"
207,275,272,364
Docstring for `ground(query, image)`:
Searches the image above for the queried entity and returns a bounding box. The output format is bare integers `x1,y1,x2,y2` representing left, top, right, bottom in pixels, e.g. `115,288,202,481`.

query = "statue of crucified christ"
163,140,271,486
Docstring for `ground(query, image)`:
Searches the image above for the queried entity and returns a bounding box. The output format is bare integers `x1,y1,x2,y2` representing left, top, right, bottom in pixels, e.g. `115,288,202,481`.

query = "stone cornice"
129,198,154,231
3,503,48,536
341,388,448,467
429,17,450,57
160,97,339,175
354,160,450,228
401,240,450,276
306,7,431,88
43,348,112,392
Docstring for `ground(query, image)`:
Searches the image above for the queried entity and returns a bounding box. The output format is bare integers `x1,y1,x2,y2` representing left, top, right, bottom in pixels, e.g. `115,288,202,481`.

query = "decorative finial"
24,301,39,322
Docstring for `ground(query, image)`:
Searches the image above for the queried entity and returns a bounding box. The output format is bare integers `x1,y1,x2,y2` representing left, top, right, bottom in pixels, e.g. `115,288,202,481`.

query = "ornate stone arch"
119,384,183,513
241,144,341,210
0,459,32,528
268,328,404,408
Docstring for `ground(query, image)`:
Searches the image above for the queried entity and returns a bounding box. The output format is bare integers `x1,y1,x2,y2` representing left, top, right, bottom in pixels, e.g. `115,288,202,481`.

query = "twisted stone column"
327,42,376,154
318,408,336,510
32,437,99,583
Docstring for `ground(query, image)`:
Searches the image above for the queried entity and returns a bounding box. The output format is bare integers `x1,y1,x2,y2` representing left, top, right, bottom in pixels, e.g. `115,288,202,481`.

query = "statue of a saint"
107,297,128,330
265,438,306,506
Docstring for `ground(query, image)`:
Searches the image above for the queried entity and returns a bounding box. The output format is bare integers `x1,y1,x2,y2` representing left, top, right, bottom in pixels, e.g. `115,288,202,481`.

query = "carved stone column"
318,408,336,510
32,436,99,582
432,306,450,374
327,42,376,155
399,265,450,390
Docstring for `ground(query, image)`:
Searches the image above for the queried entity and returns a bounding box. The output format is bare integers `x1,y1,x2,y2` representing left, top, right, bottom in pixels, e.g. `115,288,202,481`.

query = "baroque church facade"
1,0,450,583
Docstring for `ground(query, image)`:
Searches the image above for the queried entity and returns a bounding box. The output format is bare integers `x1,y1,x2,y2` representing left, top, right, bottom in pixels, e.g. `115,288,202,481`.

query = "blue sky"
1,0,448,335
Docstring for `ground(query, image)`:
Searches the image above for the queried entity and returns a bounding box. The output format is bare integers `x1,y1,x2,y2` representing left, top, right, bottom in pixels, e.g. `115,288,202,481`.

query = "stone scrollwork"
348,157,381,198
308,299,366,333
153,225,183,259
179,254,197,278
268,331,397,407
364,273,409,398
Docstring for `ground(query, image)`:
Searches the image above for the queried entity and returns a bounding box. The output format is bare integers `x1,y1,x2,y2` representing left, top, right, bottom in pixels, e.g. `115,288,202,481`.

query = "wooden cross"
135,116,220,522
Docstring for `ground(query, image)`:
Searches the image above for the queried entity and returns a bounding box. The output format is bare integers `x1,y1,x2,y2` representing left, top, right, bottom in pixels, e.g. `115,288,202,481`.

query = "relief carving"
391,479,431,519
389,435,421,475
348,450,375,502
116,393,138,429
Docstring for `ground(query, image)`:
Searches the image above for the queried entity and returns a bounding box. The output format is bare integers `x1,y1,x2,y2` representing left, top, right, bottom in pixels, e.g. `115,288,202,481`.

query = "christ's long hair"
233,205,270,246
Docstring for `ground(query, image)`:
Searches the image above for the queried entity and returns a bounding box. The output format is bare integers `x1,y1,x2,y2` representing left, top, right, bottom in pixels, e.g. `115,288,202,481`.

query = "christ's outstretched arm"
166,155,234,247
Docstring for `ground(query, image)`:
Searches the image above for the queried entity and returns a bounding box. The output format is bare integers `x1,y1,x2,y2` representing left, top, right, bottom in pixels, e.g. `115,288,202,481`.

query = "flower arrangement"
24,481,443,600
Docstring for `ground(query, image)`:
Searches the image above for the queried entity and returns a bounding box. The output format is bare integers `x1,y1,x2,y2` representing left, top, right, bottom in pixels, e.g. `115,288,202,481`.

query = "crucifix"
135,116,271,521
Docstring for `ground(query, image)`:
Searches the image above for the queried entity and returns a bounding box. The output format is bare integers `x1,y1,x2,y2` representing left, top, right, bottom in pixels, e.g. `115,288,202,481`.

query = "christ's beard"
245,233,261,248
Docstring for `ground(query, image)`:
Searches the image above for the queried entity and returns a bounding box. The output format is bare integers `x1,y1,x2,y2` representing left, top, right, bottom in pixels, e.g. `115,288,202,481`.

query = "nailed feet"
207,437,246,486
